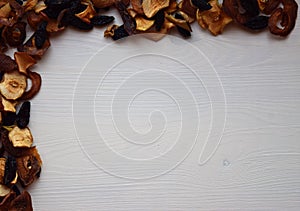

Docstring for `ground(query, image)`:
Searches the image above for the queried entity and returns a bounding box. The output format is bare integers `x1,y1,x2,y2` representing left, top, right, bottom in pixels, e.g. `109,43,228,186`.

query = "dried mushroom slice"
9,191,33,211
0,70,27,101
9,127,33,148
16,147,42,187
0,184,10,197
14,52,37,75
142,0,170,18
196,0,232,35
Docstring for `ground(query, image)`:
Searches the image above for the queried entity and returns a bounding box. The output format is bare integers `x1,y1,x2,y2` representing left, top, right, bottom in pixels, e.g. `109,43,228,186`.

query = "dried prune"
239,0,259,17
191,0,212,11
112,25,129,40
34,21,48,49
12,185,21,196
4,155,17,186
43,0,74,19
91,15,115,26
0,54,18,73
1,111,17,126
244,15,269,30
154,10,165,31
115,1,136,35
61,11,93,30
16,101,30,129
174,13,191,38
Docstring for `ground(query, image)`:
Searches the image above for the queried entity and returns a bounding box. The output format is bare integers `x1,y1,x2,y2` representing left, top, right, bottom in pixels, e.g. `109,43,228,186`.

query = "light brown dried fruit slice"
14,52,37,75
165,12,192,32
0,184,10,197
196,0,232,35
0,3,11,19
91,0,116,8
0,53,18,73
131,0,144,14
0,96,17,112
0,158,5,183
142,0,170,18
23,0,38,12
0,70,27,101
9,126,33,148
16,147,42,187
135,16,155,31
75,1,97,24
20,71,42,101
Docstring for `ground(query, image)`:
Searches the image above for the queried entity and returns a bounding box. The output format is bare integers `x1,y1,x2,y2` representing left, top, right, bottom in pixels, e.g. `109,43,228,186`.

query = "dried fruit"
154,10,165,31
20,71,41,101
34,21,48,49
14,52,37,75
268,0,298,36
4,155,17,186
0,70,27,101
0,184,10,197
135,16,155,31
9,190,33,211
1,111,17,126
9,126,33,148
16,101,30,129
91,0,116,8
115,1,136,35
2,22,27,47
104,24,129,40
16,147,42,187
244,15,269,30
0,157,5,183
0,53,18,73
196,0,232,35
91,15,115,26
75,1,97,23
142,0,170,18
191,0,212,11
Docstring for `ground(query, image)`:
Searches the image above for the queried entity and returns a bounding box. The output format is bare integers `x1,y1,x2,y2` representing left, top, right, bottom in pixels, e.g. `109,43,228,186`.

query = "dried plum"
4,155,17,186
239,0,259,17
154,10,165,31
16,101,30,129
1,111,17,126
174,13,191,38
112,25,129,40
191,0,212,11
2,22,27,47
9,191,33,211
115,1,136,35
34,21,48,49
244,15,269,30
43,0,74,19
91,15,115,26
61,11,93,30
0,54,18,73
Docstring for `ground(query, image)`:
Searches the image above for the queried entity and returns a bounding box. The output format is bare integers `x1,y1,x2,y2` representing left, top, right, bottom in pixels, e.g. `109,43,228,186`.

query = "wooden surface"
28,5,300,211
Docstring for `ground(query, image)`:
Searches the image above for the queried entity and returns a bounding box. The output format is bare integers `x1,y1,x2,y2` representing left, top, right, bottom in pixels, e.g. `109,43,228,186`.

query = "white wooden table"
29,4,300,210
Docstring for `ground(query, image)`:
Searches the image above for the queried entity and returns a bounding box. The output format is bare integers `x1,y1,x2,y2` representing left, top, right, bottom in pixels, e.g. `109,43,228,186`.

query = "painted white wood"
26,4,300,210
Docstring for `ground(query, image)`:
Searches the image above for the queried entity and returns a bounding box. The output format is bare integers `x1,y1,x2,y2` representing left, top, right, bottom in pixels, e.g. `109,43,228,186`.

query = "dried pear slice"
0,184,10,197
142,0,170,18
9,126,33,148
0,71,27,101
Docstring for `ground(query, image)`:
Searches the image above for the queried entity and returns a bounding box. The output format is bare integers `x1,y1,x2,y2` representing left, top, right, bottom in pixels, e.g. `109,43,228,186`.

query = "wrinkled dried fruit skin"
0,191,16,209
112,25,129,40
16,148,42,187
244,15,269,30
61,10,94,30
20,71,42,101
91,15,115,26
4,155,17,186
239,0,259,17
268,0,298,36
43,0,74,19
1,111,17,126
9,191,33,211
174,13,191,38
0,128,33,157
16,101,30,129
114,1,136,35
0,53,18,73
34,21,48,49
2,22,27,47
258,0,280,14
191,0,212,11
154,10,165,31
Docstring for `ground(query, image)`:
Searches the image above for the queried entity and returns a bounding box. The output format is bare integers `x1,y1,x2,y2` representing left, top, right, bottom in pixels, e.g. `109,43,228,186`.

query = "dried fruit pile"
0,0,298,209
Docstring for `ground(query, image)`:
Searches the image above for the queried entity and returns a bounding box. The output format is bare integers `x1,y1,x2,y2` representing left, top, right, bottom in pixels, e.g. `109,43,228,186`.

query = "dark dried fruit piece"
112,25,129,40
43,0,74,19
191,0,212,11
2,22,27,47
154,10,165,31
0,54,18,73
34,21,48,49
9,191,33,211
174,13,191,38
1,111,17,126
91,15,115,26
4,155,17,186
244,15,269,30
0,191,16,209
114,1,136,35
16,101,30,129
268,0,298,36
16,147,42,187
239,0,259,17
61,11,94,30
